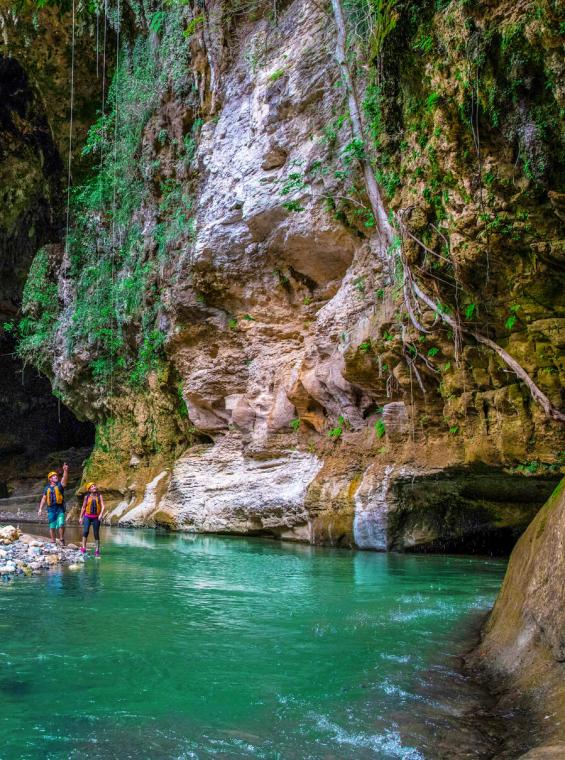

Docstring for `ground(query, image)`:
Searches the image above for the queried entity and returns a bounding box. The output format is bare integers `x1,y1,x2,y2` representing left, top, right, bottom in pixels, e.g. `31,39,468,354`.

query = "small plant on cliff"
328,415,346,440
504,304,521,331
374,418,385,438
268,68,286,82
290,418,301,432
177,382,189,418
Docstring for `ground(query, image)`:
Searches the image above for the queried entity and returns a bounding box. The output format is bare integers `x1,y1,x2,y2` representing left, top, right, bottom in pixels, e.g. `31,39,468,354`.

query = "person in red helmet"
38,464,69,545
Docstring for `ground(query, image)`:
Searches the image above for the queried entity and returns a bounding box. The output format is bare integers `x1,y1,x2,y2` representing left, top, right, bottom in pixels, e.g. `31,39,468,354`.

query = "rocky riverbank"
0,525,85,579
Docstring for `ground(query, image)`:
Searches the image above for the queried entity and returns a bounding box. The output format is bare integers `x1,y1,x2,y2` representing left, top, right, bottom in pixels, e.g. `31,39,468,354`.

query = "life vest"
46,484,64,507
85,493,101,517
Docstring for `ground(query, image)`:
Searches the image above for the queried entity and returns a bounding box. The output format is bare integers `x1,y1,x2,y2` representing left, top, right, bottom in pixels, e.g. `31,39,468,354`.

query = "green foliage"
374,418,386,438
18,7,197,391
514,460,539,475
413,31,433,54
344,0,398,59
17,248,59,367
358,340,372,354
282,200,305,212
464,303,476,320
183,13,204,39
280,172,307,196
268,68,286,82
449,425,459,435
290,417,301,432
130,330,167,386
504,306,520,331
155,178,195,258
342,138,366,164
328,415,345,440
177,382,189,418
427,346,439,357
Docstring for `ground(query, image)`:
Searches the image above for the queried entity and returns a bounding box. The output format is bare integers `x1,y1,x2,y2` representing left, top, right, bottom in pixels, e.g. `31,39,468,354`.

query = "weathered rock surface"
116,435,322,538
470,479,565,754
6,0,565,550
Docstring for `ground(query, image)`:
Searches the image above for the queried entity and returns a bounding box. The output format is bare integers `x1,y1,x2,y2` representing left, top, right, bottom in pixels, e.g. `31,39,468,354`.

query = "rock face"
471,479,565,755
125,436,323,538
9,0,565,547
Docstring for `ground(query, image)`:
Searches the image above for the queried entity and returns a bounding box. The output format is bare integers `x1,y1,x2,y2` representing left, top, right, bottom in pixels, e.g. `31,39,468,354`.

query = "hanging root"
401,248,430,334
410,278,565,423
328,0,563,424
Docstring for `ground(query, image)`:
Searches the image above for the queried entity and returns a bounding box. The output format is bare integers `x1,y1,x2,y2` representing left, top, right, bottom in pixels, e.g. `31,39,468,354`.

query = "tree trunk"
330,0,392,246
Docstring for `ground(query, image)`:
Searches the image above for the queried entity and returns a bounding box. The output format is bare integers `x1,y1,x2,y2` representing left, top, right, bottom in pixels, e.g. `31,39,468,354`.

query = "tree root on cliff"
329,0,565,425
410,276,565,423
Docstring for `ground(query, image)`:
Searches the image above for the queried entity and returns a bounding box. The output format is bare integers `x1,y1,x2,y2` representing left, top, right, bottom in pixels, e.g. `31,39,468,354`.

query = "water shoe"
95,549,100,557
80,547,86,554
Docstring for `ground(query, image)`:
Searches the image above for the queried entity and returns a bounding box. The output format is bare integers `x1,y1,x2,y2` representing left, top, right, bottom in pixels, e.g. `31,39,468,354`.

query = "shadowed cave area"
0,54,94,517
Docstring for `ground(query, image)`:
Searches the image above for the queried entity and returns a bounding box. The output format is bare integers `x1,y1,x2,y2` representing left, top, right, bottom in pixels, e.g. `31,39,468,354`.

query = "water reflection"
1,526,508,759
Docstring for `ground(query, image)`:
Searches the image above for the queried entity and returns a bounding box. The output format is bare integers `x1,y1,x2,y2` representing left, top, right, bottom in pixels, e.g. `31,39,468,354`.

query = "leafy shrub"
374,418,386,438
328,415,346,440
17,248,59,367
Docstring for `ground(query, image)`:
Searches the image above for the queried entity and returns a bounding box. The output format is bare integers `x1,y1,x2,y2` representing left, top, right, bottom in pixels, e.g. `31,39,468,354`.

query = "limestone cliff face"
12,0,565,546
470,479,565,756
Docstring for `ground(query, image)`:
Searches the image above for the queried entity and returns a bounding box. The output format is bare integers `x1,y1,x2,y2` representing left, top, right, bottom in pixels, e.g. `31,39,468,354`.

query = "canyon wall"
471,477,565,757
5,0,564,546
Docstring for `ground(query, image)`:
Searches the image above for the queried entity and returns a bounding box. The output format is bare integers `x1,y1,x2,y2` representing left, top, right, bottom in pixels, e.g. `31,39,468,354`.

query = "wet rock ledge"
0,525,84,579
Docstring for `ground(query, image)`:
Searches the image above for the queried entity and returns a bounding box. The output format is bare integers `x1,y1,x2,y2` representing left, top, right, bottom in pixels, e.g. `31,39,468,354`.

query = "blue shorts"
48,507,65,530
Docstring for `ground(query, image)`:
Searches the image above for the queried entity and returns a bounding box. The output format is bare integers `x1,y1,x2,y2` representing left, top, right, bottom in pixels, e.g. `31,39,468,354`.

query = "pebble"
0,526,86,582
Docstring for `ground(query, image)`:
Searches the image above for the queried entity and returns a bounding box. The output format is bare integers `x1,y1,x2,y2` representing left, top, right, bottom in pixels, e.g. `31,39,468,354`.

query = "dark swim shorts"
82,516,100,540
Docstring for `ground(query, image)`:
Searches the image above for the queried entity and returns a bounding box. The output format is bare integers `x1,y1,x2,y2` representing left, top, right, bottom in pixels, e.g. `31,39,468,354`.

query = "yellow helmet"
47,471,58,480
85,482,96,490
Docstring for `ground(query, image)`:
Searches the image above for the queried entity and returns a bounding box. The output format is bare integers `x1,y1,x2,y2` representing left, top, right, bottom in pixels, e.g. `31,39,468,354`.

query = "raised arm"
61,463,69,488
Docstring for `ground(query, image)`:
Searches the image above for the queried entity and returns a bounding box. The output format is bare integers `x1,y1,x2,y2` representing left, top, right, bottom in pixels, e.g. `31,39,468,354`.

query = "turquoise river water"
0,526,507,759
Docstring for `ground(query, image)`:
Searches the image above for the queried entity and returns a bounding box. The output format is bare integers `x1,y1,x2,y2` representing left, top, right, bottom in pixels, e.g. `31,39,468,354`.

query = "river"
0,526,507,759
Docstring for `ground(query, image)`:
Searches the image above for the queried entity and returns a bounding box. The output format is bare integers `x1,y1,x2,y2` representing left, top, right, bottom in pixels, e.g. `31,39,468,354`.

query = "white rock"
148,436,322,534
0,526,18,542
353,464,395,551
118,470,170,526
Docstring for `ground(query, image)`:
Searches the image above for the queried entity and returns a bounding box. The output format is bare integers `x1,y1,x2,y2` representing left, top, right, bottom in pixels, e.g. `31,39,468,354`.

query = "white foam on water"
380,653,412,664
313,714,424,759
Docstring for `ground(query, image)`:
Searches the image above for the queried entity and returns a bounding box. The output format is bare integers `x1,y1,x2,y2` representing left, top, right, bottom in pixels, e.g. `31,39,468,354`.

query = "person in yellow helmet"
79,482,106,557
37,463,69,545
